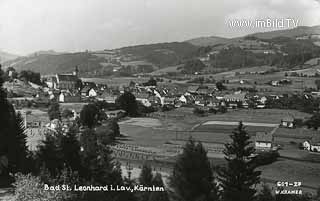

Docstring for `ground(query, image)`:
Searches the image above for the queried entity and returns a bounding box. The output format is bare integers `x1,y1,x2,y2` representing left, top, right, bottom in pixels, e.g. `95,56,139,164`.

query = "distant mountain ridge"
185,25,320,47
3,25,320,75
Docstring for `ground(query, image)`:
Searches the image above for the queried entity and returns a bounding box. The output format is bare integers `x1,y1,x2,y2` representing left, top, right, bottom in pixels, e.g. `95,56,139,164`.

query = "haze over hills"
186,36,230,47
249,25,320,40
0,50,19,62
3,25,320,76
186,25,320,47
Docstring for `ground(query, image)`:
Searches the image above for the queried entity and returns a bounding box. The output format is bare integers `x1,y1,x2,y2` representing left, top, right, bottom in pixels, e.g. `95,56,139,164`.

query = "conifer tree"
218,122,261,201
170,138,218,201
257,184,275,201
148,173,169,201
139,163,153,186
139,163,154,201
0,65,30,184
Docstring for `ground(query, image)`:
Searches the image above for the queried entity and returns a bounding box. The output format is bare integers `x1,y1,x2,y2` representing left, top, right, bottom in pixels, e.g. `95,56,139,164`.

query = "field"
81,77,149,87
118,108,320,192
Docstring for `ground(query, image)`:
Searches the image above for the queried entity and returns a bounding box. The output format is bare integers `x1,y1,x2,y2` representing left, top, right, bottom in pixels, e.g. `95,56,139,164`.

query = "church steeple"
73,65,79,76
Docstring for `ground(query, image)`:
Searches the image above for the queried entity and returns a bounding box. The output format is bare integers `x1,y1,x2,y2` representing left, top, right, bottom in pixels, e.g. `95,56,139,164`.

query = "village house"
44,76,58,89
280,116,295,128
255,132,274,151
163,96,176,106
59,92,81,103
105,109,126,119
303,135,320,152
98,91,118,103
148,95,161,106
135,92,151,107
179,94,194,105
80,86,98,97
223,93,246,108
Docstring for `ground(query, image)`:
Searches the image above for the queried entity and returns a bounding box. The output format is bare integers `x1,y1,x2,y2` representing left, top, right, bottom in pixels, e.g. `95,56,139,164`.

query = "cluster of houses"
39,67,274,111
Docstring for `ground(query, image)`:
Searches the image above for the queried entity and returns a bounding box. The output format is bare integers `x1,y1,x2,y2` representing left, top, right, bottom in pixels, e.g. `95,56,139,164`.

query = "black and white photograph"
1,0,320,200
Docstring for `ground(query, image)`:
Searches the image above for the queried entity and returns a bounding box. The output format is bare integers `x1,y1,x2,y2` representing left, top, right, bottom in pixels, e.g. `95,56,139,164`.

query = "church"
45,66,81,91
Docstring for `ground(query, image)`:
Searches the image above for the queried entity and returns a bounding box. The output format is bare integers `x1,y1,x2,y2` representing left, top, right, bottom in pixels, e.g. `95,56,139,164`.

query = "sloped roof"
255,132,273,143
281,115,294,122
224,93,246,101
135,93,149,99
197,88,209,95
57,74,78,82
81,86,91,93
187,85,200,93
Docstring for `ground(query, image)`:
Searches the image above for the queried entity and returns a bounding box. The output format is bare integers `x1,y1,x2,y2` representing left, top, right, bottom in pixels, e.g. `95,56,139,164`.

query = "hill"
0,50,19,62
27,50,67,57
185,36,230,47
4,52,105,75
117,42,198,68
249,25,320,39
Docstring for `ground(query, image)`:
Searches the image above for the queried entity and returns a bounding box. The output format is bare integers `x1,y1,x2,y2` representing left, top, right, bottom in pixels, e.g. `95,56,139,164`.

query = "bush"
193,107,206,116
253,151,279,167
208,108,217,114
14,173,76,201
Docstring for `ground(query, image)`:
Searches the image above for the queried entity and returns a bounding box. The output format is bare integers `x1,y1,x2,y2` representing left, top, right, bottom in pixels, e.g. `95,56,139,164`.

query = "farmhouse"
98,91,118,103
255,132,273,151
135,93,151,107
280,116,295,128
163,97,176,106
105,110,126,119
303,136,320,152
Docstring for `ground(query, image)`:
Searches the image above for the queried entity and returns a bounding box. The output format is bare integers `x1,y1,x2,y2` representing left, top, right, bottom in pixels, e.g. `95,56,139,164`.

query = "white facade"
136,98,151,107
255,141,272,150
59,93,65,102
88,88,97,97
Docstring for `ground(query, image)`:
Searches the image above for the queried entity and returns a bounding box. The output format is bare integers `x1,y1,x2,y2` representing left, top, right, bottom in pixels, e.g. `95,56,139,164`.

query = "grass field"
81,77,149,87
118,108,320,192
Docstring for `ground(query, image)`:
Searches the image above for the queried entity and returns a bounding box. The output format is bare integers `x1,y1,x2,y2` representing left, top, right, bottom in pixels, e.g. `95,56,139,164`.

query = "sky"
0,0,320,55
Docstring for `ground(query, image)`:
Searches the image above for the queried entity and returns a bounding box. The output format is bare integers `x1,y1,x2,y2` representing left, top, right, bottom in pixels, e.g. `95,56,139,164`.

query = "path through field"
201,121,279,127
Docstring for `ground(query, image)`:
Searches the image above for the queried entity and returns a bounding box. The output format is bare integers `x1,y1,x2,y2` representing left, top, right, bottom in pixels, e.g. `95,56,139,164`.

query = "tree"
14,173,76,201
19,70,41,85
116,92,139,117
0,65,30,185
48,101,61,120
144,77,157,86
170,138,218,201
139,163,154,201
305,113,320,130
80,104,99,128
315,187,320,201
216,81,226,91
181,59,205,74
149,173,169,201
61,109,74,119
257,184,275,201
8,112,29,174
315,80,320,90
218,122,261,201
37,134,64,176
139,163,153,186
60,125,82,173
